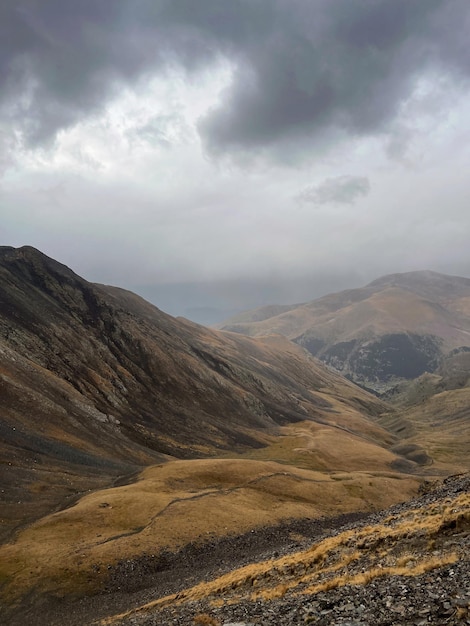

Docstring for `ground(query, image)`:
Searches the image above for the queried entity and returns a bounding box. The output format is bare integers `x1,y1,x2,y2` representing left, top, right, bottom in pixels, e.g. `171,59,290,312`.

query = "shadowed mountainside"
219,270,470,393
0,246,392,540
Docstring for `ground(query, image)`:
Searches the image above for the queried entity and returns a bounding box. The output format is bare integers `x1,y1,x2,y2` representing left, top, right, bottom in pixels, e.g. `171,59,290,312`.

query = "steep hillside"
220,270,470,392
0,246,392,540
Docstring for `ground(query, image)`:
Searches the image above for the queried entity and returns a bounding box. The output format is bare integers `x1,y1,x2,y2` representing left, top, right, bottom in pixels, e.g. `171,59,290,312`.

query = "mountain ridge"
219,269,470,392
0,245,393,541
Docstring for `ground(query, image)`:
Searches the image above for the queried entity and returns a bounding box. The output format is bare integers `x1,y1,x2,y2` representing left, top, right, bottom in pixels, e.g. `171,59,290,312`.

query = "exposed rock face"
0,246,386,537
305,332,442,392
219,270,470,393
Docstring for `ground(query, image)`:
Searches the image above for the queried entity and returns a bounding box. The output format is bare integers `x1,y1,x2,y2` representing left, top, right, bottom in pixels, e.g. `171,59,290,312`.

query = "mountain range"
0,246,469,625
219,270,470,393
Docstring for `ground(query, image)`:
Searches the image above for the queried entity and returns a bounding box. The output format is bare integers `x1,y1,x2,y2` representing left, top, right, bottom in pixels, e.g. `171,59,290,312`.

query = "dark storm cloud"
0,0,215,145
199,0,470,154
297,176,370,206
1,1,469,152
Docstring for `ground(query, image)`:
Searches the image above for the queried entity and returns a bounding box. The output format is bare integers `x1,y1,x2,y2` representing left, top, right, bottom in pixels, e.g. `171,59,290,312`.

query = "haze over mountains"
220,270,470,393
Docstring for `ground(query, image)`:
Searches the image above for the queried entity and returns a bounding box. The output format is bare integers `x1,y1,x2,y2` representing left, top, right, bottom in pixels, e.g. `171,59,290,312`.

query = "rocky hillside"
0,246,389,539
7,473,464,626
99,473,470,626
219,270,470,393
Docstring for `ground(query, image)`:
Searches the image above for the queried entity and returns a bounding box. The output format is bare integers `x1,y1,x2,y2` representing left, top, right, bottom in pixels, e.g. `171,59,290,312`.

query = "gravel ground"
140,560,470,626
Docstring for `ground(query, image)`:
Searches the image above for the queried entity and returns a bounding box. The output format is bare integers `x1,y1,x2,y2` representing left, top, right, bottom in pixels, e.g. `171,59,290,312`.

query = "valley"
0,247,469,625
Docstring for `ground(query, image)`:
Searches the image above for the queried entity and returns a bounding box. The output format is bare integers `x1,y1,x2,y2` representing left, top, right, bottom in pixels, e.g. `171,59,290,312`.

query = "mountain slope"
2,248,469,622
219,270,470,392
0,246,392,539
112,474,469,626
54,474,469,626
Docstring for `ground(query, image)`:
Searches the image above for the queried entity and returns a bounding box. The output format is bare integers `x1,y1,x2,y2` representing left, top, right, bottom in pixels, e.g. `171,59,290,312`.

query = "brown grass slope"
1,246,395,540
219,270,470,392
101,473,470,626
0,458,419,606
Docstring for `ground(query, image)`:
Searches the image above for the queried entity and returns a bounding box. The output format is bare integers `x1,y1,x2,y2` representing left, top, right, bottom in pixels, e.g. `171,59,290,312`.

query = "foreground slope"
219,270,470,392
88,474,470,626
1,246,393,539
101,474,470,626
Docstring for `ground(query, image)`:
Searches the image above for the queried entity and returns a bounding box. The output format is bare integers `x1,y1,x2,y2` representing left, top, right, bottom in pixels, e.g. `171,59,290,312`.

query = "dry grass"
302,552,458,595
399,388,470,471
0,456,418,602
100,490,469,624
225,412,410,474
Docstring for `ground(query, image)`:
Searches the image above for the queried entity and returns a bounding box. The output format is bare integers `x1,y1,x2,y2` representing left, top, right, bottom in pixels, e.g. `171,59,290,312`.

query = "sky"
1,1,470,322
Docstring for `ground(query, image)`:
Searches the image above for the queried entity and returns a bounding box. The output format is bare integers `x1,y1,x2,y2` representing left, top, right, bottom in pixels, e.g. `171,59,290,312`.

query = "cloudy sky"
1,1,470,321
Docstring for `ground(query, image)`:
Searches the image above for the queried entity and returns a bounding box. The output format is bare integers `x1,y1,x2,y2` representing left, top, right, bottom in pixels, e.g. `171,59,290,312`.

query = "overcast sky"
1,1,470,321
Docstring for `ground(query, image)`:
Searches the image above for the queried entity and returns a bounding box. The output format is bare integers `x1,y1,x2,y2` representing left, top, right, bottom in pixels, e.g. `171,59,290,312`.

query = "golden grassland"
231,410,398,472
0,455,418,602
101,491,470,625
401,387,470,469
1,382,467,608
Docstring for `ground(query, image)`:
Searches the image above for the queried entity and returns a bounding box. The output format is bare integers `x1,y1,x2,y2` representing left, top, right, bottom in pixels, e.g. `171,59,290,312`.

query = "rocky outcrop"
298,331,443,394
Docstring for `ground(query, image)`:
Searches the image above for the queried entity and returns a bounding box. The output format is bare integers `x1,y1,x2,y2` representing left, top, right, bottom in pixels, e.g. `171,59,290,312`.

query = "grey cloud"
385,127,415,162
0,1,198,146
0,128,19,175
1,1,469,155
297,176,370,206
199,0,470,155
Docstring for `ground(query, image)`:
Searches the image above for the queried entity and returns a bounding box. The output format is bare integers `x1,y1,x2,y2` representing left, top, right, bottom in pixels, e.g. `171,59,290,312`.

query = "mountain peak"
0,245,88,300
367,269,470,290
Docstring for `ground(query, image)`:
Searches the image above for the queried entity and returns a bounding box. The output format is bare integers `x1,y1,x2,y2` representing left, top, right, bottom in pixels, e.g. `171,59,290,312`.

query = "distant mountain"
219,270,470,393
0,246,387,539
